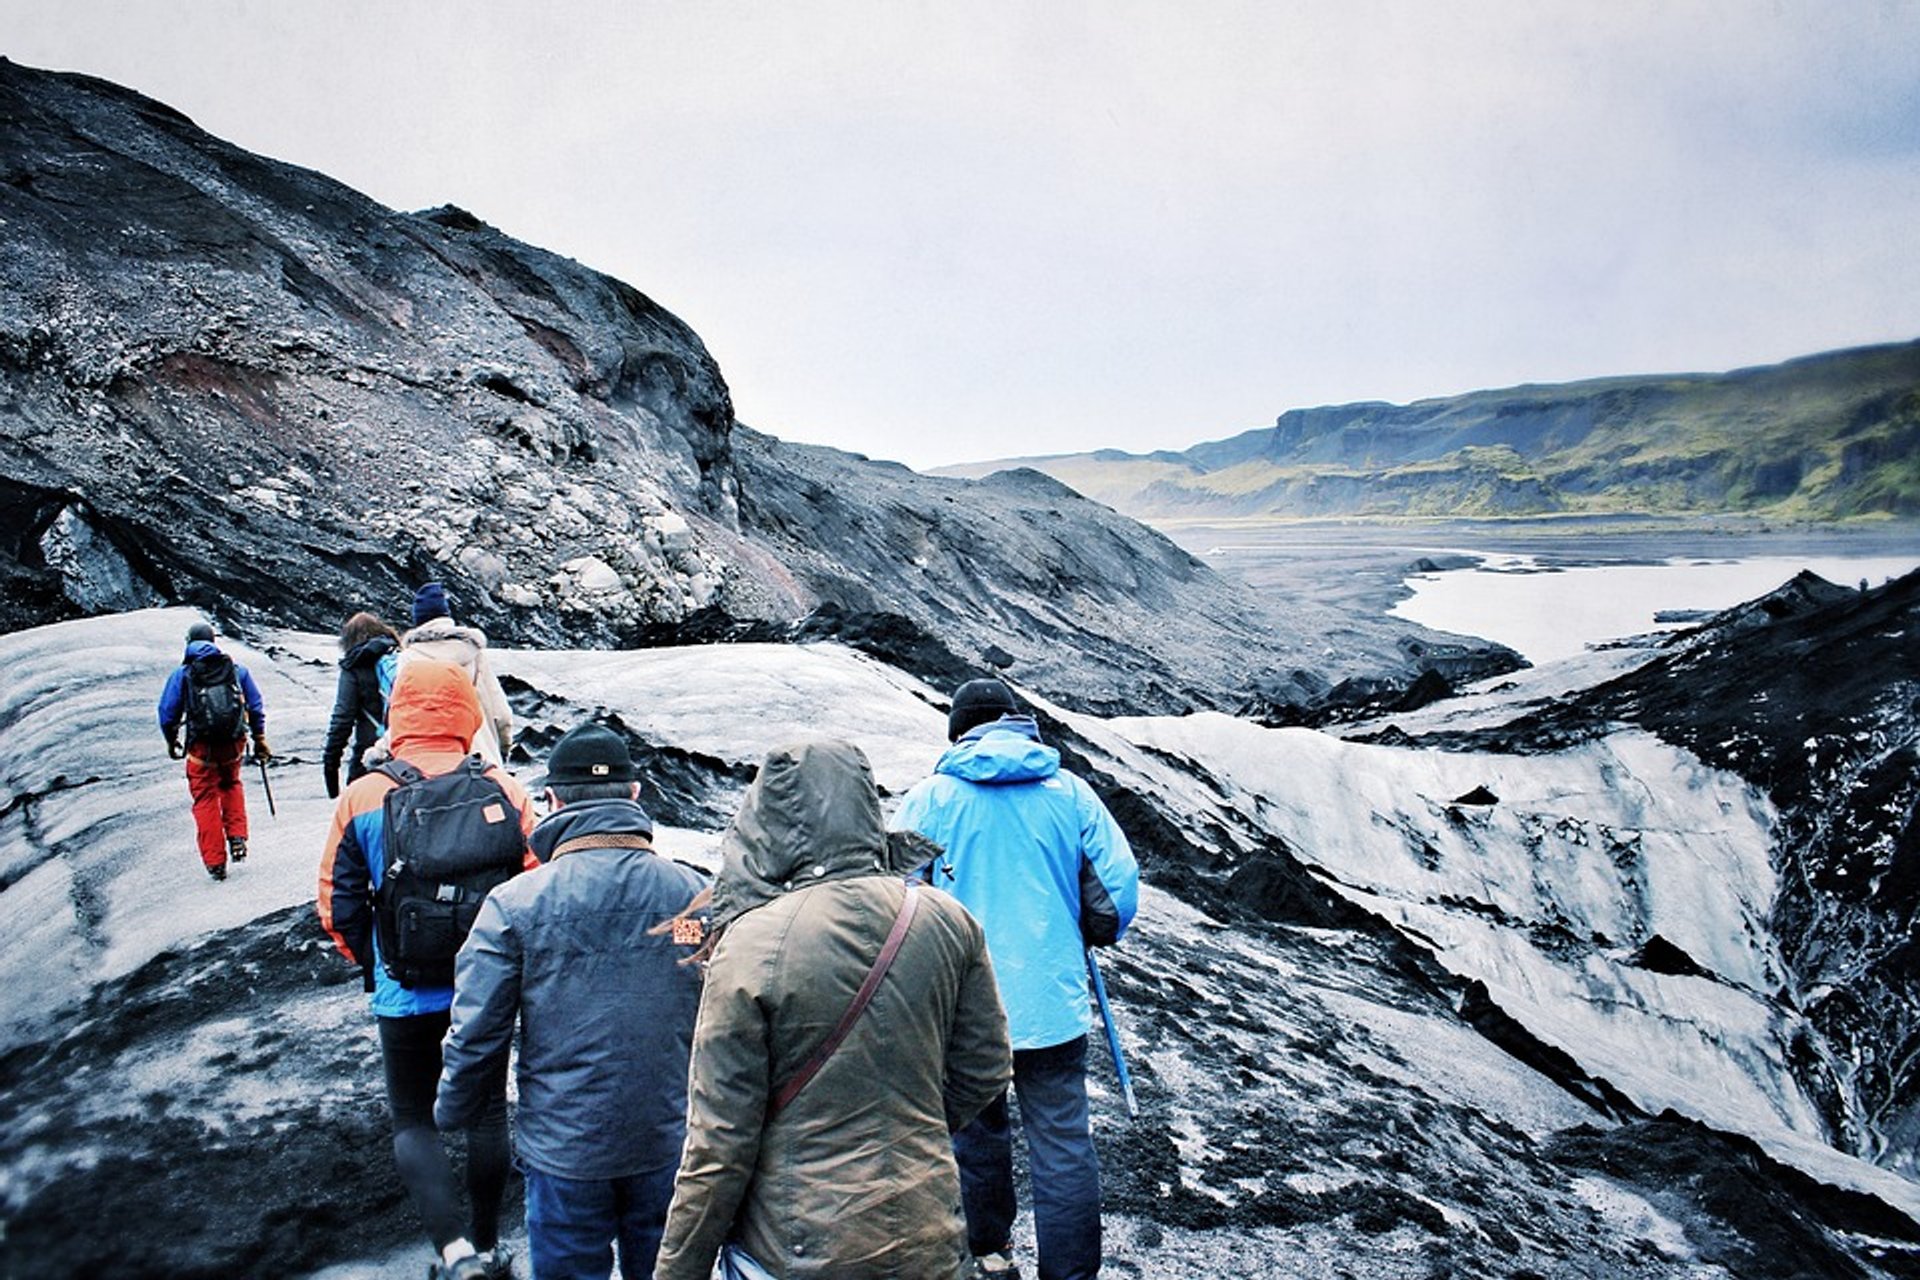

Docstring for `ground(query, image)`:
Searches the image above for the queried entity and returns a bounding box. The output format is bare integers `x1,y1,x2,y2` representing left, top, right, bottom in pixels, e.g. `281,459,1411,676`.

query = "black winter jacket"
322,635,396,783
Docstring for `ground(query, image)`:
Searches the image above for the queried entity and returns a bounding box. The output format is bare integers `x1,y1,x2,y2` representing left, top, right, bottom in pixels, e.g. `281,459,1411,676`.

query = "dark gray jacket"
436,797,708,1179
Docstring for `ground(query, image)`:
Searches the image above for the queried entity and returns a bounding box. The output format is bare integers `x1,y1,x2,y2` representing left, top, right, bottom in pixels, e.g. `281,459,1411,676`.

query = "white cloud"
8,0,1918,466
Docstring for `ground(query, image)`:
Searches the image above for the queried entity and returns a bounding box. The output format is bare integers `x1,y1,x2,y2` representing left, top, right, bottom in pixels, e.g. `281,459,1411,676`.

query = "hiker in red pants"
156,621,269,881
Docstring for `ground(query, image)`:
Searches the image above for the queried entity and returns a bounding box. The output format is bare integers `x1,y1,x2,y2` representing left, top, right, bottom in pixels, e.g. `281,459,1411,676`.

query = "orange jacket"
317,658,537,1017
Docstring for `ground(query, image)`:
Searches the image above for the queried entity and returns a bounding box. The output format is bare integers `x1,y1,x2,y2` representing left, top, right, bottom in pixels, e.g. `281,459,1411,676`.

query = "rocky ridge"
0,58,1510,718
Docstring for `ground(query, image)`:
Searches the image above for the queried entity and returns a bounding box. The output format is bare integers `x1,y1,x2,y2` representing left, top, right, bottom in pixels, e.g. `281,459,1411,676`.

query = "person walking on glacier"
437,721,708,1280
321,609,400,798
155,619,269,881
318,658,538,1280
400,581,515,767
655,739,1011,1280
892,678,1140,1280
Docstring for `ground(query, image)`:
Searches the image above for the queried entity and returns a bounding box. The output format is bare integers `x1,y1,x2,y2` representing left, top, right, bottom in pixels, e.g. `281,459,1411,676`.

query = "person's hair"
548,780,639,805
340,611,399,651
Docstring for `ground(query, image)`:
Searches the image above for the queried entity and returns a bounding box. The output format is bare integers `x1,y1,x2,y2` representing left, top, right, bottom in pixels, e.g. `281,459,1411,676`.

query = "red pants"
186,742,248,869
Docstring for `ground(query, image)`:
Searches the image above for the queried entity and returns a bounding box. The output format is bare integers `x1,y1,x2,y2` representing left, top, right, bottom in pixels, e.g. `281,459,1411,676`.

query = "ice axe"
253,750,276,817
1086,949,1138,1118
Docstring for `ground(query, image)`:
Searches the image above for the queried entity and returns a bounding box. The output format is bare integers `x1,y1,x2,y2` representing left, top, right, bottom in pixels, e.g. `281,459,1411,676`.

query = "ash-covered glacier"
4,595,1918,1279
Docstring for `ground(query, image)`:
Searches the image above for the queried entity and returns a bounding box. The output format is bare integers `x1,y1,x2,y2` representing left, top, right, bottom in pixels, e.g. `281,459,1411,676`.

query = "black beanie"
185,621,215,644
541,722,641,787
948,678,1020,742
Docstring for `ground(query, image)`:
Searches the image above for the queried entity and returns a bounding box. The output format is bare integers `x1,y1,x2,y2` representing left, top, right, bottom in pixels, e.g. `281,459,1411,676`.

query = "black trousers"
378,1011,510,1252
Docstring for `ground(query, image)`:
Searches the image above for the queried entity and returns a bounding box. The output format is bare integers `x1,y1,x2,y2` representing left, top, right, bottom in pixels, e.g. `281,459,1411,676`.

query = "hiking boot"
974,1251,1021,1279
227,836,247,862
206,862,227,882
428,1256,488,1280
475,1248,513,1279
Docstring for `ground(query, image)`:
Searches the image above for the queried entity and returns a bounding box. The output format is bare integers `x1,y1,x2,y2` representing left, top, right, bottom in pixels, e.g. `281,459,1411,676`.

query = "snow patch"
1569,1174,1699,1262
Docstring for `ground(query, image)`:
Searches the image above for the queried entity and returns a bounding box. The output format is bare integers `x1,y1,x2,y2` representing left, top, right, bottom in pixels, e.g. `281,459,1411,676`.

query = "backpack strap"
375,759,427,788
769,883,921,1117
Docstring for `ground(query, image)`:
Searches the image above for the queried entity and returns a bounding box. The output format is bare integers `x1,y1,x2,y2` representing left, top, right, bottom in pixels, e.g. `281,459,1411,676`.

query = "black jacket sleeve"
322,668,357,769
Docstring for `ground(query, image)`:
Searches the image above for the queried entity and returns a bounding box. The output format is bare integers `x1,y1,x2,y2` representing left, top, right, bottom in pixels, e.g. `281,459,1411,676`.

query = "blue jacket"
156,641,266,742
892,717,1139,1050
437,798,708,1178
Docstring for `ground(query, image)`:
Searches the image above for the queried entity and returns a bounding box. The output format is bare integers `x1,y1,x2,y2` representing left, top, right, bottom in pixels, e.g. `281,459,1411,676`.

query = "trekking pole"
255,751,277,817
1085,949,1138,1118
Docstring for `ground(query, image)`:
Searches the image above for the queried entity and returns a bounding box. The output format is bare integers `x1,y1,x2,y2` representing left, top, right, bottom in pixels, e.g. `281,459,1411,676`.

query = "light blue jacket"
891,717,1139,1050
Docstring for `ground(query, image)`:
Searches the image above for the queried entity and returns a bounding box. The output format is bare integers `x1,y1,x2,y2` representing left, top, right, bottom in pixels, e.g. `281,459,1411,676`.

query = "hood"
531,797,656,862
404,616,486,651
183,640,220,664
709,739,897,929
933,716,1060,786
388,657,483,758
342,634,397,670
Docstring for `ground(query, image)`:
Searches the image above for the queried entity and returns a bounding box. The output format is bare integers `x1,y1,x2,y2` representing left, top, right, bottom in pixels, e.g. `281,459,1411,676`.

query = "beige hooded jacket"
655,739,1011,1280
398,616,513,766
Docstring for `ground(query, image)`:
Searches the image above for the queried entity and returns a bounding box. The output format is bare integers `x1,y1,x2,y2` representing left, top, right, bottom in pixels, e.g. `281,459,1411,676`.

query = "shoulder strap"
551,832,654,858
376,759,426,788
770,883,921,1117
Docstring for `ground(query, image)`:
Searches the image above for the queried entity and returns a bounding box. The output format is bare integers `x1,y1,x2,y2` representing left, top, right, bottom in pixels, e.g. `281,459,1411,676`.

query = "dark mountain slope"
726,434,1490,716
943,341,1920,521
0,58,1506,714
1,59,740,632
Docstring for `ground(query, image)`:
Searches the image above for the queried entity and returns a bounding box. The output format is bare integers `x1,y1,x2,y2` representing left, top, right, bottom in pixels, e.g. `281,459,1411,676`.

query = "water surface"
1391,554,1920,665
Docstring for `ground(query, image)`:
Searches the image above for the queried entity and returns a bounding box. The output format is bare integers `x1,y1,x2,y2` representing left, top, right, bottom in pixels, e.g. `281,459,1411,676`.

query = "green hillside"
941,341,1920,521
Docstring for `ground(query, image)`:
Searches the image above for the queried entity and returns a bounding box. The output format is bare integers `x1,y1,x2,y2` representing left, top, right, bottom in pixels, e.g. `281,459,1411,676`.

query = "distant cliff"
942,341,1920,521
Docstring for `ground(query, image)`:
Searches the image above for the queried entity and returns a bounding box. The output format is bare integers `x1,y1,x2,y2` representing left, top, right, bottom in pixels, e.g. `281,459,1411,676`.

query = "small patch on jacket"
672,916,707,947
482,802,506,824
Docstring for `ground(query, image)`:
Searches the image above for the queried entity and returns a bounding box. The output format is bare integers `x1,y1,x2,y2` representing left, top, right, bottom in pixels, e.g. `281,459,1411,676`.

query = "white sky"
8,1,1920,469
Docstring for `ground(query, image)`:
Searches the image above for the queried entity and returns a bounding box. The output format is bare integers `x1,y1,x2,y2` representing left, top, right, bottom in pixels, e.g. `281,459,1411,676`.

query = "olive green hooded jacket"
655,739,1012,1280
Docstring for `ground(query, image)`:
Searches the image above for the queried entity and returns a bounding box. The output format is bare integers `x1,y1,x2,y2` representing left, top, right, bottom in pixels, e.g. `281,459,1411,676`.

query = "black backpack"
184,652,246,744
373,757,526,989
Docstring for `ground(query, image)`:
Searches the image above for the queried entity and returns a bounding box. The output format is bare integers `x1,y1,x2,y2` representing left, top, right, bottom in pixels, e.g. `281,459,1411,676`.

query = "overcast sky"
9,2,1920,469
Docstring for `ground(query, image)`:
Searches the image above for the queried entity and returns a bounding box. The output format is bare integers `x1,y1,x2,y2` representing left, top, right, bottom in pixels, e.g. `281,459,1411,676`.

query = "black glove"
252,733,273,762
323,761,341,800
164,728,185,760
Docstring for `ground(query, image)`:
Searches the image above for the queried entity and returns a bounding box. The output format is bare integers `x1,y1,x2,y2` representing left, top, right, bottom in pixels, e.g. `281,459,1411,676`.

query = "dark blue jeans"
953,1034,1101,1280
523,1162,679,1280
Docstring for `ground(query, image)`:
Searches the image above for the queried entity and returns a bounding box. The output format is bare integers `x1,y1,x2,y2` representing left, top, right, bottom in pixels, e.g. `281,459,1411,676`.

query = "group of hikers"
154,584,1142,1280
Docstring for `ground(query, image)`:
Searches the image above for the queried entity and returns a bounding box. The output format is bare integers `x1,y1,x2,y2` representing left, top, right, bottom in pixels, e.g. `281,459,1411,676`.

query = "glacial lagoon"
1391,552,1920,665
1160,517,1920,668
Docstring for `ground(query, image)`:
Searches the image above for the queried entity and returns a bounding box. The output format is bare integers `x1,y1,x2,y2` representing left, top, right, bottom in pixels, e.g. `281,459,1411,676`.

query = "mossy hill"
941,341,1920,521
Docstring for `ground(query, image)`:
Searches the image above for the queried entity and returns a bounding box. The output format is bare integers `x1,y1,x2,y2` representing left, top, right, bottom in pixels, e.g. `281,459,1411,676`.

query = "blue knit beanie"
412,582,452,626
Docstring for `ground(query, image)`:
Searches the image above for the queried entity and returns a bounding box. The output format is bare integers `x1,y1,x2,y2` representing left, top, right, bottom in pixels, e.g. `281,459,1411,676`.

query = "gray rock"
38,504,161,613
